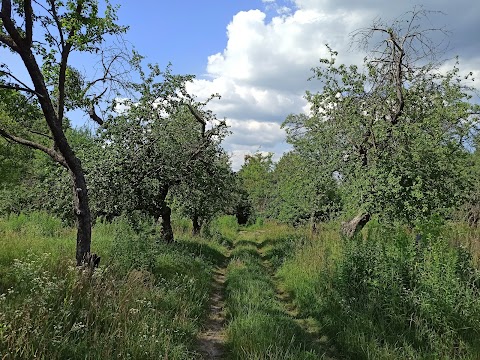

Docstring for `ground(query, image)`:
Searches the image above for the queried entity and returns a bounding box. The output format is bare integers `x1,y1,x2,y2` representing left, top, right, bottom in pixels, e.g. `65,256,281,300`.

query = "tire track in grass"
196,265,228,359
195,240,232,360
225,230,334,359
258,233,337,359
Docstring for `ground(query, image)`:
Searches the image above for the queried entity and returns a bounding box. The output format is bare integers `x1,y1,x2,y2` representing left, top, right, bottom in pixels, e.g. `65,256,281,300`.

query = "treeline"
1,2,480,264
0,71,238,238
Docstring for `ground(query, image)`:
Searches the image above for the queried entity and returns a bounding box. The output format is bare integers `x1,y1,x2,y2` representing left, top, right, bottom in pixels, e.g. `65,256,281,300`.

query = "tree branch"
0,32,19,51
0,68,43,97
186,103,206,136
57,2,82,124
0,0,24,47
0,83,40,95
24,0,33,46
88,105,104,126
0,128,67,167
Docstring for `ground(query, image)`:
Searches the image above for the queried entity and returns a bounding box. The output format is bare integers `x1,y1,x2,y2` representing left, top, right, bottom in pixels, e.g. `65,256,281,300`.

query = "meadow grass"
278,220,480,359
0,212,228,359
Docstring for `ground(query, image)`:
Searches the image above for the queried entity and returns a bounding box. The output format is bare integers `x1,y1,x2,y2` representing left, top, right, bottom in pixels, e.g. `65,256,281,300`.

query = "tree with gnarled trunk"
90,64,229,243
0,0,128,265
284,8,478,236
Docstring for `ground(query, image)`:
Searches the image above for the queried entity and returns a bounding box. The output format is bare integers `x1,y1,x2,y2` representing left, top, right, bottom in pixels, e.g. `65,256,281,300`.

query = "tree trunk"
192,214,201,236
341,212,370,238
0,14,95,266
154,186,174,243
70,167,93,266
159,203,174,243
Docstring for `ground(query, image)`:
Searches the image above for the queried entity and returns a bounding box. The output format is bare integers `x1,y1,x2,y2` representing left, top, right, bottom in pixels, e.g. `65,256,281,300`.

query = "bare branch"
0,68,43,96
0,82,39,95
88,105,104,126
27,129,54,140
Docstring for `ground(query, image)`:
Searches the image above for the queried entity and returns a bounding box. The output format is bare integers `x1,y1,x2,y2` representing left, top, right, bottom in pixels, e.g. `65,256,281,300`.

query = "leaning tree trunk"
341,212,370,238
192,214,201,236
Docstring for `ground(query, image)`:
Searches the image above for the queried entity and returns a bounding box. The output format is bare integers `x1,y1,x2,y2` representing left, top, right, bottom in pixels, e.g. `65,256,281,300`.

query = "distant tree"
269,151,341,226
284,8,478,236
90,65,228,242
237,152,274,221
173,151,235,235
0,0,128,265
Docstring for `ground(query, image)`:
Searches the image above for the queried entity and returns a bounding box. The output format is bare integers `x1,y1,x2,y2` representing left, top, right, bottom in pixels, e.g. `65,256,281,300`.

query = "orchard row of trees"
0,0,238,265
1,2,479,265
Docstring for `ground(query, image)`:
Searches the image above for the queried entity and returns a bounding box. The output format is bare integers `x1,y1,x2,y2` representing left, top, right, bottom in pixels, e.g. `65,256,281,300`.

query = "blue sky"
115,1,269,76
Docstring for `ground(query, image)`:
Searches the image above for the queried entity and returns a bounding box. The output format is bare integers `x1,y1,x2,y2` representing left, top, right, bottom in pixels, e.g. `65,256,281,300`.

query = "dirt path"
196,266,228,359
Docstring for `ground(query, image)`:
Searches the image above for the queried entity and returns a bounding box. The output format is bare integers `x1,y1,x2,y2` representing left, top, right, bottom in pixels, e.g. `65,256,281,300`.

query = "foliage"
0,214,224,359
284,10,478,224
89,64,229,241
172,151,236,233
237,152,273,221
268,151,341,225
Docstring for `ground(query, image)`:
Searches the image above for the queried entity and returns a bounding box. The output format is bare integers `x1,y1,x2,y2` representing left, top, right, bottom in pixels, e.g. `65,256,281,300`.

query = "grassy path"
195,239,232,359
259,244,332,356
223,229,335,359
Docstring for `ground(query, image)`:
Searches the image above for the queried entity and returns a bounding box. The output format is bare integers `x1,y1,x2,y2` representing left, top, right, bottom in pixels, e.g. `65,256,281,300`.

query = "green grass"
279,220,480,359
0,212,228,360
224,231,327,359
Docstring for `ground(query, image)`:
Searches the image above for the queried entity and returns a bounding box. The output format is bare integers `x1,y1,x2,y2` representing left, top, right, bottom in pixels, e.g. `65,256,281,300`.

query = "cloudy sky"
171,0,478,169
11,0,477,170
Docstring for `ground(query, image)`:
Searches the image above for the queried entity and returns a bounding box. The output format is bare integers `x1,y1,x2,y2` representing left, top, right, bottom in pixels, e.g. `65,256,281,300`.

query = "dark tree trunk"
192,214,201,236
155,186,174,243
341,212,370,238
70,169,92,265
20,46,94,265
0,2,97,266
159,203,174,243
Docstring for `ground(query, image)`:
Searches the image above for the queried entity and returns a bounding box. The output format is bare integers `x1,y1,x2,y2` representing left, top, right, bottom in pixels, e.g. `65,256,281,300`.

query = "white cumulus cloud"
191,0,480,170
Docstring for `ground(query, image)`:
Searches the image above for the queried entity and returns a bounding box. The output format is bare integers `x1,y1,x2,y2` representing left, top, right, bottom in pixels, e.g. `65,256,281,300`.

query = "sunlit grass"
0,212,229,359
279,221,480,359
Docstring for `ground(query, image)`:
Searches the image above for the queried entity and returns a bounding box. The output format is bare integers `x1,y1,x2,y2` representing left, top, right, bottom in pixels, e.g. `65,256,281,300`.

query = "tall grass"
279,220,480,359
0,212,226,359
224,231,326,359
